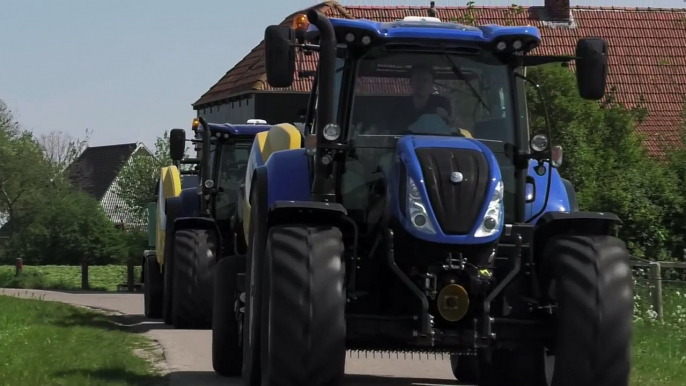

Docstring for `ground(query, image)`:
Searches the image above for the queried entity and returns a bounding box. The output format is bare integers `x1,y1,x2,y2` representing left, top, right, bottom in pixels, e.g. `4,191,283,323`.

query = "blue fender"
525,160,572,223
178,187,199,218
264,148,312,207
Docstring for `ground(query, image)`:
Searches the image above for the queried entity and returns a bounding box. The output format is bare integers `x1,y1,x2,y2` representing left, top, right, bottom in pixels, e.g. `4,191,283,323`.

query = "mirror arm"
294,43,320,52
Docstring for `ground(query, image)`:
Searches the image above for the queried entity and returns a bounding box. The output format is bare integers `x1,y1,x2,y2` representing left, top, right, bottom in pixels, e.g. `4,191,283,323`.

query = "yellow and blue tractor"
142,118,272,329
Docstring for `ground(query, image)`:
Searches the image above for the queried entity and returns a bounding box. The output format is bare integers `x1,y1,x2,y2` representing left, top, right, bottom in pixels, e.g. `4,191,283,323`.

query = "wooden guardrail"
630,257,686,322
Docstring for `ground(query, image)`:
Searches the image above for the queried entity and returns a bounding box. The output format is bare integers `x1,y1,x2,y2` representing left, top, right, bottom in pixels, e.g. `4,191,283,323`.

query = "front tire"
212,255,245,376
544,235,632,386
171,228,217,329
260,225,346,386
481,234,633,386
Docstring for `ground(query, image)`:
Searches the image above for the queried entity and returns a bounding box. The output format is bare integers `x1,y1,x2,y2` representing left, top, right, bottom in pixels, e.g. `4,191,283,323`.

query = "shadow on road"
162,372,465,386
53,368,167,386
346,374,463,385
52,309,173,333
49,290,138,295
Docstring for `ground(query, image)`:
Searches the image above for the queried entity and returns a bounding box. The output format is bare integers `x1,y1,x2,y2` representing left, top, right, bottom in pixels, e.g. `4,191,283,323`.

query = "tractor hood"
392,135,504,245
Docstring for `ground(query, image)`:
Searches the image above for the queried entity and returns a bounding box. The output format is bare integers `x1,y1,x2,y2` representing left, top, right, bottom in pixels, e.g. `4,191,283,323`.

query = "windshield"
214,141,252,221
348,49,515,145
340,49,518,224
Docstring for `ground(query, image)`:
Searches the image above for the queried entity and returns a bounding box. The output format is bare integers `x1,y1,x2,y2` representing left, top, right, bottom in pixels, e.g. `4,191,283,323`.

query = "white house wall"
100,143,151,230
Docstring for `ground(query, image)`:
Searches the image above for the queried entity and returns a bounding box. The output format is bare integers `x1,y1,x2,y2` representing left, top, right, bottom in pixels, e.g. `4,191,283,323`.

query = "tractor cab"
170,118,271,253
264,13,605,240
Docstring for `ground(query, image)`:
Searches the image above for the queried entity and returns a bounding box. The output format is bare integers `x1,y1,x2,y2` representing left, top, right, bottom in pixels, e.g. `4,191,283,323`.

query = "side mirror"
575,38,608,100
169,128,186,162
264,25,296,88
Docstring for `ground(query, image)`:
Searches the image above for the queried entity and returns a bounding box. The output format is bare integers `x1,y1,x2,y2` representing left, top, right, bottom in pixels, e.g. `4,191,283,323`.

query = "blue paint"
389,135,504,245
264,148,312,207
206,123,271,137
307,18,540,45
525,160,571,223
177,188,199,218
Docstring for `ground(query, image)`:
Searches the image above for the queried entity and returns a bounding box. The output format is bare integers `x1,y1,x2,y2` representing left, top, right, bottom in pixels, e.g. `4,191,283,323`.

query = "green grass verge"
0,265,142,292
631,282,686,385
0,294,163,386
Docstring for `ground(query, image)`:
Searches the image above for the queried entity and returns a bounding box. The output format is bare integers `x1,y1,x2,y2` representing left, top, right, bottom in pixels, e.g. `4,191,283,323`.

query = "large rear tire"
241,182,268,386
260,225,346,386
171,228,217,329
212,255,245,376
162,200,178,325
480,234,632,386
143,254,164,319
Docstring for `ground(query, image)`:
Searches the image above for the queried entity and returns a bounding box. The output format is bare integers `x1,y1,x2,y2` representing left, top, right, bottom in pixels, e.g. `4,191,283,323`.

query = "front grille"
415,148,490,235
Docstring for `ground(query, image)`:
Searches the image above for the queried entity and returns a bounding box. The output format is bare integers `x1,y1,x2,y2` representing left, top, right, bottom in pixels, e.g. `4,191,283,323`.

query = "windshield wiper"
442,54,490,113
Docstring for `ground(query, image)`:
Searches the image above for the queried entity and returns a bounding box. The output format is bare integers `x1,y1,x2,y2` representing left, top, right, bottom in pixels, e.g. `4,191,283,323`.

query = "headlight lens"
475,180,504,238
407,176,436,234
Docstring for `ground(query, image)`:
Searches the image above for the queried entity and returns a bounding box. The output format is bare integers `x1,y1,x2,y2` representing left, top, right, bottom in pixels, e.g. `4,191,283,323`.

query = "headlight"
475,180,504,238
407,176,436,234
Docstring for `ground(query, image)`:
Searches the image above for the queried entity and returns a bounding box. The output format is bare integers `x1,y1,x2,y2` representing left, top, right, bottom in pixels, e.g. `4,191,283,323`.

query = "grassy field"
0,293,163,386
0,265,142,292
631,282,686,385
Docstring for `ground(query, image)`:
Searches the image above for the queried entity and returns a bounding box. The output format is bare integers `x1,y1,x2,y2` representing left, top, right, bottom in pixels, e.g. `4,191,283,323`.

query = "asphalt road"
1,288,467,386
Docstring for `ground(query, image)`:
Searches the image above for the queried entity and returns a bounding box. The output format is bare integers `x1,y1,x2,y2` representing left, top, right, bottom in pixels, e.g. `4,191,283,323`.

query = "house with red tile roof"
192,0,686,156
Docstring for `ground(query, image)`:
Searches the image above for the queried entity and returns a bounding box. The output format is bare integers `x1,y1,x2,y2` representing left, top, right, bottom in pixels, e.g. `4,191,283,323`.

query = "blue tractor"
143,118,271,329
210,10,633,386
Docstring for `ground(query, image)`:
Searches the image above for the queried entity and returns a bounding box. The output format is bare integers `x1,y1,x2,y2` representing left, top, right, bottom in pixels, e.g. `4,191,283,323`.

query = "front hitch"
480,233,522,344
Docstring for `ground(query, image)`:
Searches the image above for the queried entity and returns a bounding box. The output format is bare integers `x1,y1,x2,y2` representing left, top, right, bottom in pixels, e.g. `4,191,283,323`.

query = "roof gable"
193,3,686,156
67,143,150,201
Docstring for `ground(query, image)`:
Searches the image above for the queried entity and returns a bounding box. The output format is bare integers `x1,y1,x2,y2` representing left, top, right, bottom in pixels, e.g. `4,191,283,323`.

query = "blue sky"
1,0,684,149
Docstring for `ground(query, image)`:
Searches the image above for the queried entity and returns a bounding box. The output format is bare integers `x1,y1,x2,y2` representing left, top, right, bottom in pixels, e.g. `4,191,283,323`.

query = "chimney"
545,0,570,21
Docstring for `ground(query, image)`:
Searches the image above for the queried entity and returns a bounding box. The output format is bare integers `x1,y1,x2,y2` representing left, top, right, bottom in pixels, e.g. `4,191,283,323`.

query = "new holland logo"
450,172,463,183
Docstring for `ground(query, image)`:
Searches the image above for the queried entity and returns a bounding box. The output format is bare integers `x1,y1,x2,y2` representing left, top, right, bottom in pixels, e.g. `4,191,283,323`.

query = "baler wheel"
260,225,346,386
212,255,246,376
143,254,164,319
171,228,217,329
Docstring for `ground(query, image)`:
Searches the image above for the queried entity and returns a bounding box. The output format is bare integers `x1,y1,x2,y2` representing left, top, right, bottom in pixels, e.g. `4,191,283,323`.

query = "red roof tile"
193,2,686,155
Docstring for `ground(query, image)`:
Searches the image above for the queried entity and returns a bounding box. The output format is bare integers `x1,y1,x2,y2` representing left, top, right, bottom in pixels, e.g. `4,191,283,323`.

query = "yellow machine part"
155,165,182,271
241,123,302,244
437,284,470,322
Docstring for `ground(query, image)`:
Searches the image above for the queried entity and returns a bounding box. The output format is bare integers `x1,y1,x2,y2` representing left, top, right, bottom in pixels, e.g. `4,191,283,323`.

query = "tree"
4,184,128,265
37,129,92,179
525,64,685,259
0,106,53,238
115,131,186,224
0,98,132,265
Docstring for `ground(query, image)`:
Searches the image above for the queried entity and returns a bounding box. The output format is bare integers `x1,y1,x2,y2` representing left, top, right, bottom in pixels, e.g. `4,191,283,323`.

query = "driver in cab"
390,64,472,138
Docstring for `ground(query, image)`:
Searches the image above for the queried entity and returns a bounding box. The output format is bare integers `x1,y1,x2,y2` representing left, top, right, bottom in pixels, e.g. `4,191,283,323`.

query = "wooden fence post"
81,258,89,290
127,259,134,292
15,258,22,277
649,262,663,322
